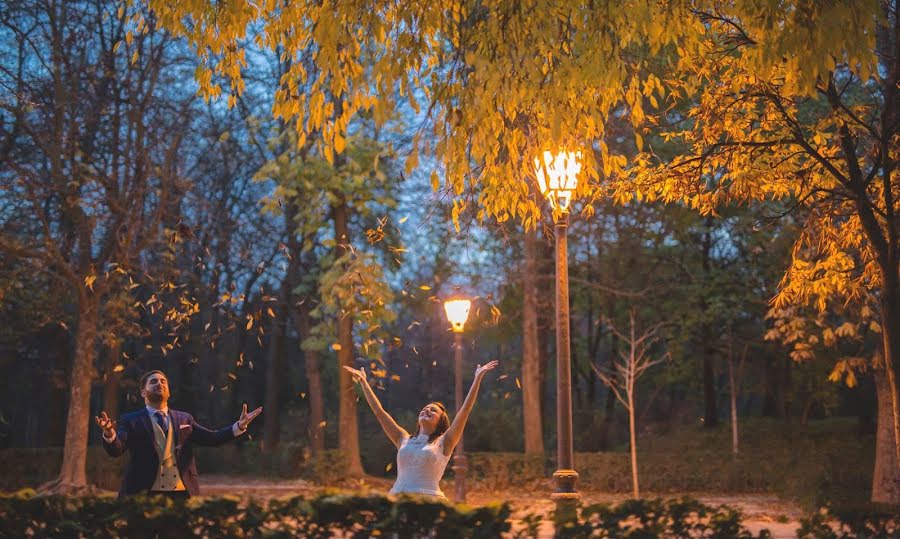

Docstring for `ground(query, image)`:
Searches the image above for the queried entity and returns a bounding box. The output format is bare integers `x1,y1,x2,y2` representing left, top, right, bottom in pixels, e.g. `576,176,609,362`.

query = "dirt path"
200,475,803,538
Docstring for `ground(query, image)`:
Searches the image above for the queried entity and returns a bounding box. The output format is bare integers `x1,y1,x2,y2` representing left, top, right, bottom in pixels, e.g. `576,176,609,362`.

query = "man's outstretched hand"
95,411,116,439
237,404,263,431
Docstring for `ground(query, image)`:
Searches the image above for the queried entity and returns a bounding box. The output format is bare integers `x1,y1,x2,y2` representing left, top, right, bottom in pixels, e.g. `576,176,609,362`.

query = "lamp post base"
551,469,580,521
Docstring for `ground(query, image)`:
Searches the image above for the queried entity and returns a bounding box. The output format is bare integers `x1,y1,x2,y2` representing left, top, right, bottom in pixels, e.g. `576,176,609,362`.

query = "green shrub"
0,490,511,539
797,507,899,539
554,497,772,539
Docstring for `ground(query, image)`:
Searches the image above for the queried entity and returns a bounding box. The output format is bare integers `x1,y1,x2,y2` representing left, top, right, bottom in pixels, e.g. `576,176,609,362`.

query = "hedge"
0,491,510,539
0,491,780,539
4,490,898,538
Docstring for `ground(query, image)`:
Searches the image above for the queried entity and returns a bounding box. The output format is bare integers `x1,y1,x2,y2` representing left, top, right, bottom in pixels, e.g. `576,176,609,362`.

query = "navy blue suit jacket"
102,408,237,497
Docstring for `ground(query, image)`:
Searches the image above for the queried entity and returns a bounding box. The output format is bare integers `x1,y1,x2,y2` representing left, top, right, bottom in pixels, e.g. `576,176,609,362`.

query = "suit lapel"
138,408,154,441
169,410,180,449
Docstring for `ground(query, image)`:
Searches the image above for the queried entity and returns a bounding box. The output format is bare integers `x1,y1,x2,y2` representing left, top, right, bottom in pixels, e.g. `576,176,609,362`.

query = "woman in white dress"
343,360,499,499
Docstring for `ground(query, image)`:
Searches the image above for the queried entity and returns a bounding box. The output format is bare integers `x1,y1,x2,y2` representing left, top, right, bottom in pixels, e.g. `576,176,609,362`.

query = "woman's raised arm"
441,360,499,456
343,366,409,448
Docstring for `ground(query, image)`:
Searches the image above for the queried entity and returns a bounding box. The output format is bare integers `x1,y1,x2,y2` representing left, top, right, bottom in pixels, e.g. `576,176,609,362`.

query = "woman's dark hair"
415,402,451,444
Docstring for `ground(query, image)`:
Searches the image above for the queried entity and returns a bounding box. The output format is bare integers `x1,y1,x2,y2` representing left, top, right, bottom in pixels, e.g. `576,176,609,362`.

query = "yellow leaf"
430,170,440,191
84,274,96,291
404,151,418,175
113,364,125,373
332,343,342,351
419,285,431,291
318,421,327,429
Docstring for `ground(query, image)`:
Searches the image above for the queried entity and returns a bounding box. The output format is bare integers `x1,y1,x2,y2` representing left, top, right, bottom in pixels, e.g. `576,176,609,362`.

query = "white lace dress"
389,433,452,498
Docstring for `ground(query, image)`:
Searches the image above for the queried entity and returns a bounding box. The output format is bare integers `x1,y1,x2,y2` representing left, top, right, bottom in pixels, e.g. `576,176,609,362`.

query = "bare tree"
592,309,668,498
0,0,193,493
727,334,748,456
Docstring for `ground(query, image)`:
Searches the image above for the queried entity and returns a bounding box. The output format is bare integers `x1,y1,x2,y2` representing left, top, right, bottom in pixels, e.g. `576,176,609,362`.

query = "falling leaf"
267,307,275,318
246,317,253,330
385,463,393,471
84,275,96,291
419,285,432,291
332,343,342,351
299,392,306,399
318,421,327,429
515,377,521,389
399,216,408,224
391,375,400,381
228,372,237,380
113,365,125,373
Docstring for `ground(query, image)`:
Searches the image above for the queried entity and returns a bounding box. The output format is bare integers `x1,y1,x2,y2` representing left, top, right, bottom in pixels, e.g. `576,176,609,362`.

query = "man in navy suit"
95,370,262,498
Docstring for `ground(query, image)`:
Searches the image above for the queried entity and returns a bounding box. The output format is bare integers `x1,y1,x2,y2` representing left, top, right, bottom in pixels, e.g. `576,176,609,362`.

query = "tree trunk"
701,216,719,428
42,295,99,494
522,230,544,455
294,300,325,455
333,198,364,476
879,269,900,477
43,330,70,446
729,355,739,455
263,285,288,451
628,389,639,498
872,365,900,503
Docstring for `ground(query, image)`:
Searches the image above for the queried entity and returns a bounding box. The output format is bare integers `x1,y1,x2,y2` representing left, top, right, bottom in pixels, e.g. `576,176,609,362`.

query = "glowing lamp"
533,150,583,212
443,299,471,333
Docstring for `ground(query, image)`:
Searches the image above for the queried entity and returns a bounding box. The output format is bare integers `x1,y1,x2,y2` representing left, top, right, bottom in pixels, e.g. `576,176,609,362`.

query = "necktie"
154,411,169,434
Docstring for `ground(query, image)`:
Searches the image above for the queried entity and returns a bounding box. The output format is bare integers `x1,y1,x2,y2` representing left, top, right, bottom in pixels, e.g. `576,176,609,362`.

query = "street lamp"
534,149,582,515
443,297,471,503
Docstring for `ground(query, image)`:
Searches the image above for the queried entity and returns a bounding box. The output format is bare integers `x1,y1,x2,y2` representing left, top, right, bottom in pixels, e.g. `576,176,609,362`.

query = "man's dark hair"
140,370,167,389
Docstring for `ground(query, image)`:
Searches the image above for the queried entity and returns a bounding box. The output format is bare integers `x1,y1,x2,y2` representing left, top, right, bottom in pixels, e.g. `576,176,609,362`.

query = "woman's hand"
474,360,499,380
343,365,368,385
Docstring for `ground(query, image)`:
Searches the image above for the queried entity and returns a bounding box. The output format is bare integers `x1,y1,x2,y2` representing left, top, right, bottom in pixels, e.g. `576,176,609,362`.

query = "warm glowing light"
533,150,583,211
443,299,471,333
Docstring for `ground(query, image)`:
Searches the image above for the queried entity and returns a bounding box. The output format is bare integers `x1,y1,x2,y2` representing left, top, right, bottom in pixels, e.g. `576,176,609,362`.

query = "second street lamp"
534,149,582,515
443,297,472,503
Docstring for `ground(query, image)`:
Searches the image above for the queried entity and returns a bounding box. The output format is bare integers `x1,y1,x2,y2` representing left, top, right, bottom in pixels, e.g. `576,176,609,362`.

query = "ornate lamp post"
534,150,582,514
443,297,472,503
